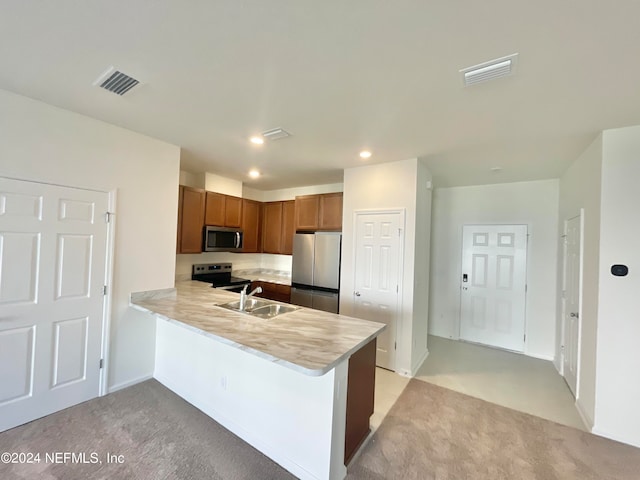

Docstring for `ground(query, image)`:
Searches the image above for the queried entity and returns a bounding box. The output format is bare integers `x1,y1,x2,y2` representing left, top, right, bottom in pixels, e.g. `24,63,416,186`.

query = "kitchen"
3,2,640,479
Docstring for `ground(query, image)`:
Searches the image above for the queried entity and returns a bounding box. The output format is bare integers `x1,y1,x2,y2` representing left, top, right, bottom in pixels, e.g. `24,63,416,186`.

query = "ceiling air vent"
93,67,140,96
460,53,518,87
261,128,292,141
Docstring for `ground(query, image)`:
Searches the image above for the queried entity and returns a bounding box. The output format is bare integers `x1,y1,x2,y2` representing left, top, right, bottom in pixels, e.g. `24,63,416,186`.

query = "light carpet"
349,379,640,480
2,379,639,479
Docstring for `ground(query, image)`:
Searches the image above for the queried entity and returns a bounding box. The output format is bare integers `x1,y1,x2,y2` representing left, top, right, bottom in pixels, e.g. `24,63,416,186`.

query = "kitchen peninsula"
131,281,385,480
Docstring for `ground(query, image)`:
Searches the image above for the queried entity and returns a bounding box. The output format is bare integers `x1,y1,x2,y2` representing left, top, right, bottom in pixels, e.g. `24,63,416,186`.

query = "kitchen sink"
250,304,299,318
216,299,299,318
217,298,272,313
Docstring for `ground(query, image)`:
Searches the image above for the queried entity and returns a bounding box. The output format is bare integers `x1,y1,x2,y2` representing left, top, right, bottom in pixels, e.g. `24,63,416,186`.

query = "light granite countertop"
130,280,385,376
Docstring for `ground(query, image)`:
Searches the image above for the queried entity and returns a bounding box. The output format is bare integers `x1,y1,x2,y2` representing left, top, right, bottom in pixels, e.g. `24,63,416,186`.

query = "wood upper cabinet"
294,193,343,232
281,200,295,255
262,201,283,254
294,195,320,231
205,192,243,227
241,199,261,253
204,192,225,226
225,195,243,228
319,192,343,230
178,185,205,254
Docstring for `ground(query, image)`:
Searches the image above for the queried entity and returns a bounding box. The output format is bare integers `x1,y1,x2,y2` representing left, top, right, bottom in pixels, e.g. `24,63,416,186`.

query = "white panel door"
0,177,108,432
460,225,527,352
562,215,581,397
353,212,402,371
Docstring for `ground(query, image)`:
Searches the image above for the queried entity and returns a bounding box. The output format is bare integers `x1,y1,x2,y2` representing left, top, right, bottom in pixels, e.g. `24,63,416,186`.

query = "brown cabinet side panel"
179,186,206,253
294,195,320,231
262,202,283,254
241,199,261,253
177,186,184,253
319,192,343,231
204,192,226,226
281,200,295,254
225,195,243,228
345,338,377,465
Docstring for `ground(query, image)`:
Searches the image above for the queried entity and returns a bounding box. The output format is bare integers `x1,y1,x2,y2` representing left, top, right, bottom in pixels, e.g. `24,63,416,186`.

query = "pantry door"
460,225,528,352
353,211,403,371
0,177,109,432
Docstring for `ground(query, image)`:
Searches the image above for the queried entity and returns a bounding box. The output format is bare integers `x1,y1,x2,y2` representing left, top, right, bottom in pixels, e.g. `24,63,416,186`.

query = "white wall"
243,183,343,202
592,126,640,447
341,158,427,376
179,170,204,189
429,179,559,360
557,134,602,428
0,89,181,391
412,159,433,370
205,172,242,197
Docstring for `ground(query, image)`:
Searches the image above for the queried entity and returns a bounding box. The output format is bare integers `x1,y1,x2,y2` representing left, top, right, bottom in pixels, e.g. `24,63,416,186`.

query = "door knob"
354,291,361,297
570,312,579,318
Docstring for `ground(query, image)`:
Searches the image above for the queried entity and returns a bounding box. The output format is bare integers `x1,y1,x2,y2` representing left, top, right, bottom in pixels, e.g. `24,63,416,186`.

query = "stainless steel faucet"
239,284,263,311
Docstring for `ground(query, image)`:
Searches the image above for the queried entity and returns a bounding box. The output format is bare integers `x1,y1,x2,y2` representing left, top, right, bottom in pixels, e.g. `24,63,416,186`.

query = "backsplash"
176,252,292,281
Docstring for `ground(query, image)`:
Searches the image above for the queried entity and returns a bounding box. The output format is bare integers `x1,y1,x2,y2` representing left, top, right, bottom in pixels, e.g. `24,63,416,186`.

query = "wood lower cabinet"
345,338,377,465
241,199,261,253
251,281,291,303
177,186,205,253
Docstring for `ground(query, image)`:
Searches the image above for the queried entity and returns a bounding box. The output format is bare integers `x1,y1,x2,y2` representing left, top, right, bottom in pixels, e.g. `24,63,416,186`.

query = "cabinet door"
204,192,225,226
241,199,261,253
281,200,295,254
177,186,183,253
262,202,283,254
294,195,319,231
319,192,343,231
179,186,205,253
225,195,243,228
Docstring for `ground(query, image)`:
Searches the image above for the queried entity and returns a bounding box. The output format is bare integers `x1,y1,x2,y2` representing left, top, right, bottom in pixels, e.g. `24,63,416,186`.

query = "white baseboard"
592,426,640,449
107,373,154,394
575,398,594,431
396,348,430,378
524,351,555,362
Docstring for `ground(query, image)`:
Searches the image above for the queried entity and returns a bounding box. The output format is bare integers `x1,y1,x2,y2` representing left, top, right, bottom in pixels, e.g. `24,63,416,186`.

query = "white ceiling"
1,1,639,189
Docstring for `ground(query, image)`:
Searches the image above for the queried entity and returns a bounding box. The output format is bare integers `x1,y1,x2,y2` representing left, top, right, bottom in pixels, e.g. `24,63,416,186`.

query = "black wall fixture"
611,264,629,277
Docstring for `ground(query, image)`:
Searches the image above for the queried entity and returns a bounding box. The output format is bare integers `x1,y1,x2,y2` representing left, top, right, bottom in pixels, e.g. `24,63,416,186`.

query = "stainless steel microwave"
204,226,243,252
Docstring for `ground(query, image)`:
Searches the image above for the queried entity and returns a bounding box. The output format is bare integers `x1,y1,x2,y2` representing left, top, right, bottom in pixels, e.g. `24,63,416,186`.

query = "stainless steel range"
191,263,251,292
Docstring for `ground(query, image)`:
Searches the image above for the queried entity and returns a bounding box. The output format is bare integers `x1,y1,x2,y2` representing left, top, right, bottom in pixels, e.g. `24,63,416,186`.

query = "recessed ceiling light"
490,166,503,172
248,169,260,178
359,150,372,159
250,136,264,145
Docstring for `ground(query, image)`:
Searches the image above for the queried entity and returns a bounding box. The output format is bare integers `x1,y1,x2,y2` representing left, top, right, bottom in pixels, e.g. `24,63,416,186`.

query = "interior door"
0,177,109,432
460,225,527,352
353,212,402,371
562,215,581,397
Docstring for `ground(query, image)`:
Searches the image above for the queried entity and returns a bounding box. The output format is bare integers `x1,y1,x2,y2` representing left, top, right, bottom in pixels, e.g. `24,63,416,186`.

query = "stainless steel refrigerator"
290,232,341,313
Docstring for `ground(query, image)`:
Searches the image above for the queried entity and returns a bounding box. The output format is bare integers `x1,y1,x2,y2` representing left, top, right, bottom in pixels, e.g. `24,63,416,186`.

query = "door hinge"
394,341,397,350
99,359,104,369
396,285,399,293
104,212,114,223
398,228,402,237
525,284,528,293
524,334,526,342
103,285,108,295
